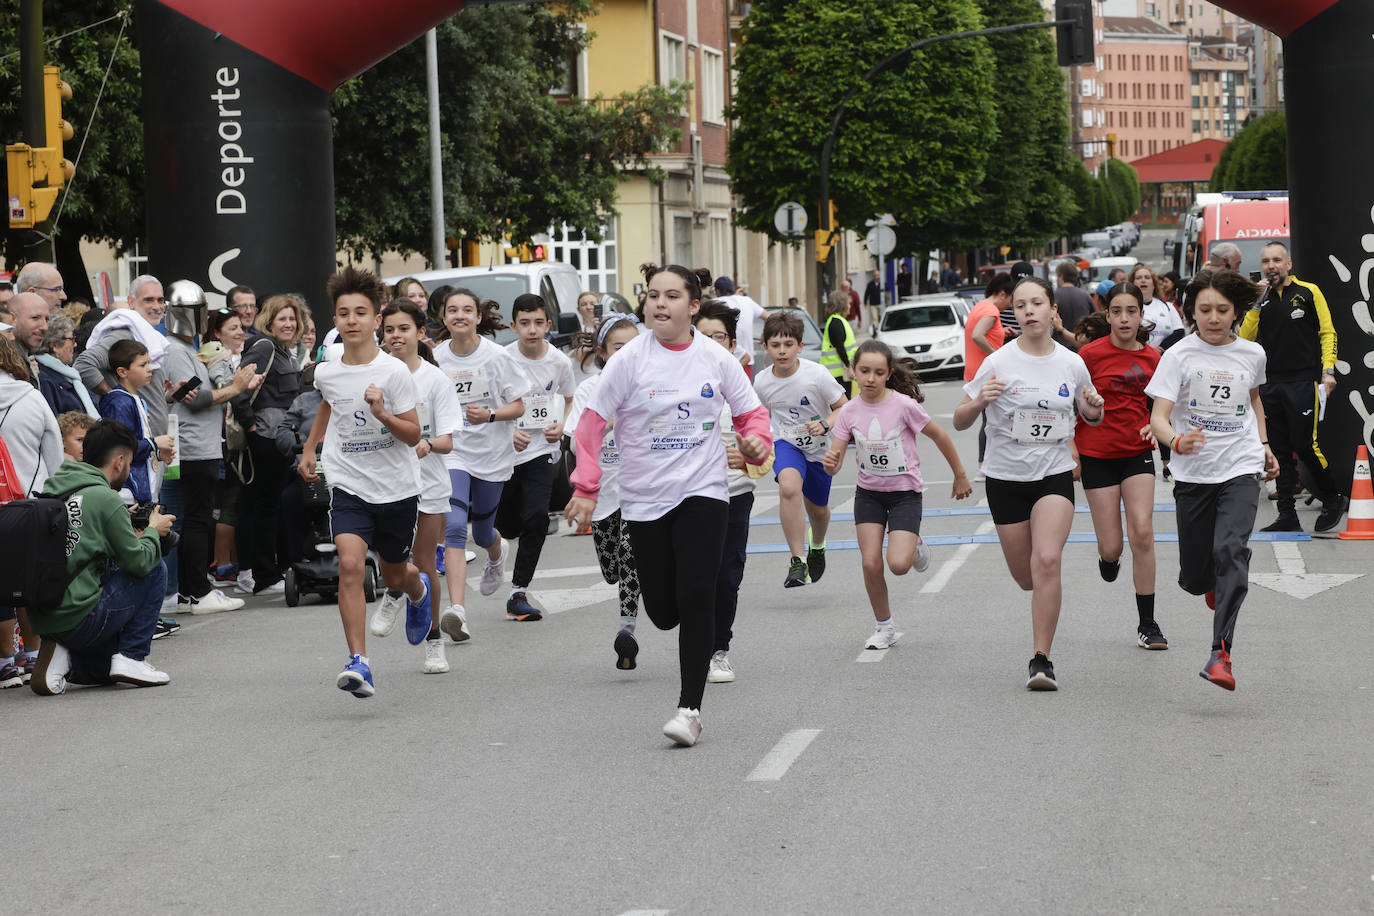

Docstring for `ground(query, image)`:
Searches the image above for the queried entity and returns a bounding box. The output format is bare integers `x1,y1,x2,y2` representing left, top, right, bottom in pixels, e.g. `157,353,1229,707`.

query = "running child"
821,340,971,650
432,289,528,637
299,267,431,698
566,313,643,670
371,299,463,674
1146,268,1278,691
1074,282,1166,650
497,293,576,621
564,264,771,747
97,339,175,504
953,276,1105,691
753,310,847,588
694,300,774,684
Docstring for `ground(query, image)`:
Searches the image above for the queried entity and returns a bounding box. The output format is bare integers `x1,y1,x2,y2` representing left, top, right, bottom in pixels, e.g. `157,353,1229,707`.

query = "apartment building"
1099,17,1192,162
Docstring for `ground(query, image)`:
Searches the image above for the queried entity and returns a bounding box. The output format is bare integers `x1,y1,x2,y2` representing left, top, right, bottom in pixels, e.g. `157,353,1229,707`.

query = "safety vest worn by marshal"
820,313,856,379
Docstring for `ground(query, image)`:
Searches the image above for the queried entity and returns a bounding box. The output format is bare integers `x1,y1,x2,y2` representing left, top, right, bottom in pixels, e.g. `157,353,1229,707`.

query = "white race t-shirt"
410,359,464,514
753,359,845,460
567,374,622,522
1144,333,1267,484
506,340,576,466
587,330,763,521
434,336,531,481
1144,297,1183,349
964,340,1094,482
313,349,421,503
719,293,765,345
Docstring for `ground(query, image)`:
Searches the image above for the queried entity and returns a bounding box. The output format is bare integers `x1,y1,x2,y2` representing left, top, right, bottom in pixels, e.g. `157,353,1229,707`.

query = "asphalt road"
10,371,1374,915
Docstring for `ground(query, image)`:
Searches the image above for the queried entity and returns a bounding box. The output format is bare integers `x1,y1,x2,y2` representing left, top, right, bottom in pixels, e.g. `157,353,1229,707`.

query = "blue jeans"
53,565,166,684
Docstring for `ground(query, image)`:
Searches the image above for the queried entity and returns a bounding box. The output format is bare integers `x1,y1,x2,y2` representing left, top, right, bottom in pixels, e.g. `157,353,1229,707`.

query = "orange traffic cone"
1338,445,1374,541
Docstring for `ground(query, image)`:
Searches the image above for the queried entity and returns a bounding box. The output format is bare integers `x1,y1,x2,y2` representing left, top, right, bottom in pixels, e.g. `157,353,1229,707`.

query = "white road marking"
746,728,822,782
618,910,670,916
920,509,995,594
750,493,779,516
531,583,619,614
1249,541,1364,600
464,564,604,586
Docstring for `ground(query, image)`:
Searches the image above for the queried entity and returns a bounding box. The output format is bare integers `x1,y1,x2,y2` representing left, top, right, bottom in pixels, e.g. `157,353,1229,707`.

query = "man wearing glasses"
14,262,67,315
75,275,172,438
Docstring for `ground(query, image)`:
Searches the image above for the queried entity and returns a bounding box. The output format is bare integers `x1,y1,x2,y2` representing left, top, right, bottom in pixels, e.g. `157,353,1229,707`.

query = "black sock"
426,626,440,641
386,588,404,600
1136,593,1155,627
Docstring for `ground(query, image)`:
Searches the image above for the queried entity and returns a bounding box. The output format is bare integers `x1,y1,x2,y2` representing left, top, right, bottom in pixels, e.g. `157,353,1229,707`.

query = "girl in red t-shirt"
1073,282,1166,650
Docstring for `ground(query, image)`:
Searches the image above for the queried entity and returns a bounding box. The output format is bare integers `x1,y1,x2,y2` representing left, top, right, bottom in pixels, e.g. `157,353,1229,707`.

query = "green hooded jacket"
33,459,162,636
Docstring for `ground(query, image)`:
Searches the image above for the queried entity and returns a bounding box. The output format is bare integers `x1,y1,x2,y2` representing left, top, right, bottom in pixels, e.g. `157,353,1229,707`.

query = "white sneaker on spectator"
479,539,508,596
423,638,449,674
370,591,405,637
32,641,71,696
440,604,470,643
256,580,285,595
161,593,180,613
109,653,170,687
234,571,255,595
182,590,245,615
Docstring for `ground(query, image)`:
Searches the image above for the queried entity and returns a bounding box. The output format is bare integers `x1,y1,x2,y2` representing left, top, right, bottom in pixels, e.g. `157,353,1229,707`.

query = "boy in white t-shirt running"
496,294,577,621
752,310,847,587
299,267,431,698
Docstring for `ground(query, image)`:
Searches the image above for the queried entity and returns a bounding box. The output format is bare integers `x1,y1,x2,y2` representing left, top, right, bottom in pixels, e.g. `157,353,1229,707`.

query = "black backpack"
0,483,104,610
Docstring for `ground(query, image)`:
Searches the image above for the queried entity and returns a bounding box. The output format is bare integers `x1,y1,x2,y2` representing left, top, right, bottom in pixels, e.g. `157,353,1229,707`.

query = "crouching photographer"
30,419,177,695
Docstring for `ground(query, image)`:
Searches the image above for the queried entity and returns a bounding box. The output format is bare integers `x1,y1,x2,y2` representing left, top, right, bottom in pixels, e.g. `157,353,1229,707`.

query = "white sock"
875,617,893,630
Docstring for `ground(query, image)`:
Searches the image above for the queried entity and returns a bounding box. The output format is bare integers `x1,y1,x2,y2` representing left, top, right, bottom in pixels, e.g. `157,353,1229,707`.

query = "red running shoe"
1205,590,1216,610
1200,642,1235,691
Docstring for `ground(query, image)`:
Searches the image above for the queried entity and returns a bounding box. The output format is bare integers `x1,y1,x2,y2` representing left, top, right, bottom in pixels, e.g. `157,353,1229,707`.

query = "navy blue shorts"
773,440,834,506
329,488,418,564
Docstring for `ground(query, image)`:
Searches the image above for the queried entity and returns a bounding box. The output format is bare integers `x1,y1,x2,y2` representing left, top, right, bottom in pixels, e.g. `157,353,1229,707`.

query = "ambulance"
1167,190,1290,280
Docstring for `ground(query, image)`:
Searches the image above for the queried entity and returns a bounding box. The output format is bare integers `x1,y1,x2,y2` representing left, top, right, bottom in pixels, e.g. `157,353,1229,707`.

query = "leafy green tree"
728,0,996,251
1103,158,1141,222
1210,111,1286,191
332,4,686,263
0,3,143,299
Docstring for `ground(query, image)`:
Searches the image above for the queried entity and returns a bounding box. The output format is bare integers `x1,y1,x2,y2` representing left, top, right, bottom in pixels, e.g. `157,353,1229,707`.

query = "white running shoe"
423,638,449,674
256,580,285,595
160,593,180,613
479,539,508,596
864,625,899,650
663,707,702,747
183,589,245,615
109,653,170,687
370,591,405,637
707,650,736,684
234,571,256,594
913,536,931,573
439,604,470,643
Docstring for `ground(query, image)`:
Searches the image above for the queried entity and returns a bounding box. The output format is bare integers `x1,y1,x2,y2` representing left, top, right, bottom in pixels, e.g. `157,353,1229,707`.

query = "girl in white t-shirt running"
1146,268,1278,692
566,314,643,671
432,289,528,640
564,265,771,747
822,340,972,651
954,277,1105,691
375,300,463,674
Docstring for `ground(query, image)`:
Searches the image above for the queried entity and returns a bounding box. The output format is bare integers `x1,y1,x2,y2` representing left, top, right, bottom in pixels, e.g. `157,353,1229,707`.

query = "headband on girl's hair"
596,312,639,347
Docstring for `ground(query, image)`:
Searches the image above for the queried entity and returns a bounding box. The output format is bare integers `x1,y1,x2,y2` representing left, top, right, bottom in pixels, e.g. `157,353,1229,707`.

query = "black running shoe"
1098,557,1121,583
152,617,180,640
806,545,826,583
614,628,638,670
1260,513,1302,533
1026,652,1058,691
784,557,808,588
1137,621,1168,650
1313,495,1349,538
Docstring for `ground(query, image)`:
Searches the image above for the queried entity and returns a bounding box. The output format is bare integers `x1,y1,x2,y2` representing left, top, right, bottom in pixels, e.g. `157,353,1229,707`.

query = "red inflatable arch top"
155,0,469,90
1211,0,1338,36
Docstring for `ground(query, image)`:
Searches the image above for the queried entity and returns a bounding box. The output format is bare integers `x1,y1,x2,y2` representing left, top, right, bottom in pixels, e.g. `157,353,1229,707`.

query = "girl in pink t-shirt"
822,340,972,651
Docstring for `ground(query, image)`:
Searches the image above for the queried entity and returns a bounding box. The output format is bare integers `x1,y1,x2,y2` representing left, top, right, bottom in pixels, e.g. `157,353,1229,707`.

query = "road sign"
865,213,897,228
865,224,896,256
774,201,808,238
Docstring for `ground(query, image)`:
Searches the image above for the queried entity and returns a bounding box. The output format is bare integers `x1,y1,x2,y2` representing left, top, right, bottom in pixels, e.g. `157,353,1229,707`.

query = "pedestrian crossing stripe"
745,530,1310,554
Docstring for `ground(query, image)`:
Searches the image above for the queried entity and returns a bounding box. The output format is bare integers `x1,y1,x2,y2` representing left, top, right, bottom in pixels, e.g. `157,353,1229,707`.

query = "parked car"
383,261,587,345
1085,256,1138,286
753,305,823,371
874,296,968,379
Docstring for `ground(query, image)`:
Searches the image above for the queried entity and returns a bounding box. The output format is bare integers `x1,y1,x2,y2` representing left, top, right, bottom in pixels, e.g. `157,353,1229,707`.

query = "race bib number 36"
517,392,565,430
1011,408,1074,445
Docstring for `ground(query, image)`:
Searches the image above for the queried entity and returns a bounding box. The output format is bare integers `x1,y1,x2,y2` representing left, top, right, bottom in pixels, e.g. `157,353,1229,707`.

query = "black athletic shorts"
985,471,1075,525
329,488,419,564
853,487,923,534
1079,450,1155,490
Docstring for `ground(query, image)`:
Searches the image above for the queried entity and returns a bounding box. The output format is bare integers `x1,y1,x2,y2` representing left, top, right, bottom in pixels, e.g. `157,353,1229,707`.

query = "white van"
1084,256,1138,286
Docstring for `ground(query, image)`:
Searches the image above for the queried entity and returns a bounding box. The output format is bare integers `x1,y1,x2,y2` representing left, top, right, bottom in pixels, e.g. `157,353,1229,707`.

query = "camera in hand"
131,502,181,555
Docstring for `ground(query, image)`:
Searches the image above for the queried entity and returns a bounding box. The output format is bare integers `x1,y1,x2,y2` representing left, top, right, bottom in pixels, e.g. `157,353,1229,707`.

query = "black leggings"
626,496,728,711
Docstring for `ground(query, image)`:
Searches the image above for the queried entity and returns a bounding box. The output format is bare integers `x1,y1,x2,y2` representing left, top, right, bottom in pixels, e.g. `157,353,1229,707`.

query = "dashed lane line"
746,728,822,782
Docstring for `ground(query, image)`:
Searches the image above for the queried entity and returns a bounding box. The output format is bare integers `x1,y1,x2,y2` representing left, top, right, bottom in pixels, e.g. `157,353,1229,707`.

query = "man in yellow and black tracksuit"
1239,241,1348,536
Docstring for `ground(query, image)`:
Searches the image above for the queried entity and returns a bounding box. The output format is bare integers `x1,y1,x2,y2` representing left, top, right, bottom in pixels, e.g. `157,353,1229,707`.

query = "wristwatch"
488,409,496,423
1323,369,1335,377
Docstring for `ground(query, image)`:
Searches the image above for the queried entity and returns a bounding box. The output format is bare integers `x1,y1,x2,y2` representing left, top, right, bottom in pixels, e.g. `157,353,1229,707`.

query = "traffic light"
531,244,547,261
1055,0,1094,67
6,65,74,228
814,200,838,263
1106,132,1117,158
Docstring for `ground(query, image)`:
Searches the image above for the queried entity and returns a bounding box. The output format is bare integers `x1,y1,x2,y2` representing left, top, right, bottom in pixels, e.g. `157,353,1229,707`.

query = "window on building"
672,215,693,268
659,32,686,87
1118,54,1125,69
709,216,730,279
1193,119,1201,133
1150,140,1158,154
1147,56,1154,71
701,47,725,123
1135,139,1143,156
1148,84,1155,100
1192,96,1200,108
550,219,619,293
1146,1,1156,15
1106,83,1112,99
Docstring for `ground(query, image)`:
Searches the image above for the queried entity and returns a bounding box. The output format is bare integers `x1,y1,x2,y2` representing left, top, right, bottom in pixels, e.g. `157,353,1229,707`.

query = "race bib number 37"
1011,408,1074,445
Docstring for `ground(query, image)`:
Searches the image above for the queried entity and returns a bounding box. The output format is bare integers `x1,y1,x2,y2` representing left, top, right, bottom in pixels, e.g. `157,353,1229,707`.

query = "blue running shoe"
506,591,542,621
337,654,375,698
405,573,432,645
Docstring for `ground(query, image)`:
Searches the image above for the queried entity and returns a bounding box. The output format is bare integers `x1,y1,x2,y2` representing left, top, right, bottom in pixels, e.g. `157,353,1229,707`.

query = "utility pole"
425,27,445,269
19,0,53,260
